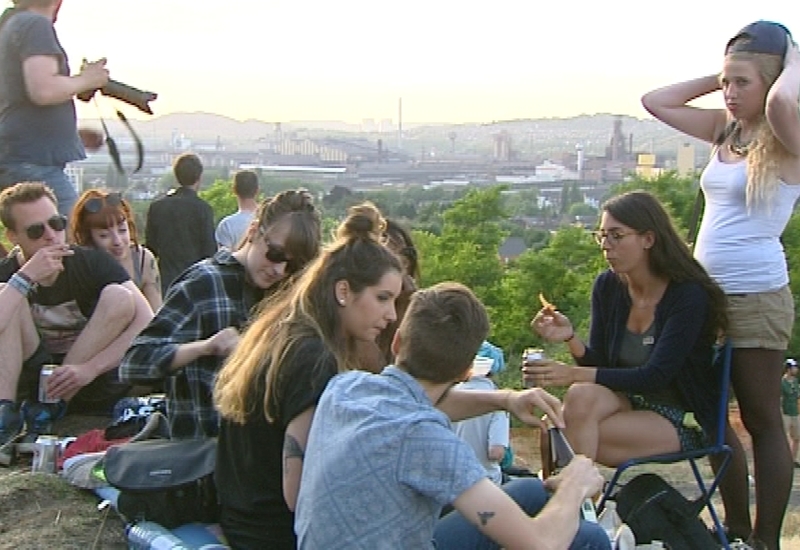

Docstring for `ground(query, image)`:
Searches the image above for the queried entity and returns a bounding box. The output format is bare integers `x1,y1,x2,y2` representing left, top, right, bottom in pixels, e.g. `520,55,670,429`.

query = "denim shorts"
628,394,708,452
726,285,794,350
0,162,76,218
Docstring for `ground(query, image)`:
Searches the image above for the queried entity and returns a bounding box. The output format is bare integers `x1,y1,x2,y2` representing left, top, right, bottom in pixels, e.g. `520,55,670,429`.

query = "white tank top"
694,153,800,294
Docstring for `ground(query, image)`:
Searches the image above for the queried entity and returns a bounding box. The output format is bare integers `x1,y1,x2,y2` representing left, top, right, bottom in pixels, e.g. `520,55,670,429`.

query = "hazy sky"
50,0,797,124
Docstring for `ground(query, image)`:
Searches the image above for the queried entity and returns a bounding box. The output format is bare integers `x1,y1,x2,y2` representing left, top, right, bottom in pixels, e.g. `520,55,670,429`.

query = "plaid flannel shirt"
119,249,262,438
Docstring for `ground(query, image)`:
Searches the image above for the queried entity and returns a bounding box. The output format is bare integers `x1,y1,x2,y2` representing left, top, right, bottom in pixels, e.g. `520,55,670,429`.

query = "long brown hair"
215,202,403,423
603,191,727,335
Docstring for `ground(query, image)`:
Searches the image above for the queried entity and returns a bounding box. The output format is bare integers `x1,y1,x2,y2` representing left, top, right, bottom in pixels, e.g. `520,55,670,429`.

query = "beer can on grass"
38,364,59,403
521,348,545,389
32,435,60,474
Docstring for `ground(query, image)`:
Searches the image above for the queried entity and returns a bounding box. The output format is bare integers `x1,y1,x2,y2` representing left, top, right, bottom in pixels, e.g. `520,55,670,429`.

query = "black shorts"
628,394,708,452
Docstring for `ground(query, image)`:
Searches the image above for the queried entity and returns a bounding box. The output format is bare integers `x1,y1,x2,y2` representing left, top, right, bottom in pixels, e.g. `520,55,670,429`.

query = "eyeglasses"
592,230,638,246
24,214,68,240
259,226,291,264
83,192,122,214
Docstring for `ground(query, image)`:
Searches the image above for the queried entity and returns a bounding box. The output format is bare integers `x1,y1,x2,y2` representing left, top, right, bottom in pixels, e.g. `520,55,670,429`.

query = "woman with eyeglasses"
641,21,799,548
119,189,321,439
527,192,727,483
69,190,161,311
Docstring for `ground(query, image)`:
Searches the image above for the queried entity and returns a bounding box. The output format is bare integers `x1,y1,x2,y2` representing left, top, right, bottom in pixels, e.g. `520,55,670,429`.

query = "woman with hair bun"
214,202,405,549
120,188,322,439
70,189,161,311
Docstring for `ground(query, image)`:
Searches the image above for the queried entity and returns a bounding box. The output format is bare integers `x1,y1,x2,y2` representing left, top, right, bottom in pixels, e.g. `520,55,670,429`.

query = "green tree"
493,225,604,354
568,202,598,219
781,212,800,355
199,179,237,223
611,171,699,233
416,187,508,312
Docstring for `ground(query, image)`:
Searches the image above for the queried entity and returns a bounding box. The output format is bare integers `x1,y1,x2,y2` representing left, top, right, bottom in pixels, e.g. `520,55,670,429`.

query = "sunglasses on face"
258,226,291,264
265,242,291,264
24,214,68,240
83,192,122,214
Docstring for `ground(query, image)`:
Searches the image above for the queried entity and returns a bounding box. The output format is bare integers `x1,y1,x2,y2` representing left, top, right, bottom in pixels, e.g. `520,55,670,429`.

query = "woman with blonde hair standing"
642,20,800,549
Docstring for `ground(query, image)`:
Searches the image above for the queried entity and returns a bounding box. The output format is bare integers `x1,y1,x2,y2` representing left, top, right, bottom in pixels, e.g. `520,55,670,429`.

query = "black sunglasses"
24,214,68,240
83,192,123,214
258,226,291,264
265,242,291,264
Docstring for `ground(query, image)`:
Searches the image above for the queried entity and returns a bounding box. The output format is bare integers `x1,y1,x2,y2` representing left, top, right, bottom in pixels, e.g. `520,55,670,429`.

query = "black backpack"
613,473,718,550
103,437,219,528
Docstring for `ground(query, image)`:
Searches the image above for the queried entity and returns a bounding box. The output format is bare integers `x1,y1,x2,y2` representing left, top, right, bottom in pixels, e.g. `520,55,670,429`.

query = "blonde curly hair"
724,49,792,211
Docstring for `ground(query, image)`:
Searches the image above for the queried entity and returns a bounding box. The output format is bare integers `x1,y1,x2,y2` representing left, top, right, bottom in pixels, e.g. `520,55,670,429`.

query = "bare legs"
62,284,134,365
562,383,680,466
0,283,135,403
0,284,42,402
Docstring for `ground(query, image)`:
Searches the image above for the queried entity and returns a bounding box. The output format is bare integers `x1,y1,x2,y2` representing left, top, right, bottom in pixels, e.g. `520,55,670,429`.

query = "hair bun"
338,202,385,243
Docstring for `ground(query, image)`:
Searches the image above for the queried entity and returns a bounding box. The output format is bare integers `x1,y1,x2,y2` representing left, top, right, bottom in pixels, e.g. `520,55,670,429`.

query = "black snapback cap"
726,20,792,56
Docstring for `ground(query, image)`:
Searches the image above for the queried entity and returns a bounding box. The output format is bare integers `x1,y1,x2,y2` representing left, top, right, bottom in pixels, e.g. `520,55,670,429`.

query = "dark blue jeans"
0,162,77,219
433,477,611,550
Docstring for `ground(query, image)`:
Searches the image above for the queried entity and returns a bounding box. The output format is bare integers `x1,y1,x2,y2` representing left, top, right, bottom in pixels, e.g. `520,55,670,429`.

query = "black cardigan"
577,270,721,439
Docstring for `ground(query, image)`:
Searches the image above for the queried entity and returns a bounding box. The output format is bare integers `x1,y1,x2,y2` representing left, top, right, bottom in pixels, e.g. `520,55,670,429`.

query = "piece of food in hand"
539,292,556,312
78,128,105,151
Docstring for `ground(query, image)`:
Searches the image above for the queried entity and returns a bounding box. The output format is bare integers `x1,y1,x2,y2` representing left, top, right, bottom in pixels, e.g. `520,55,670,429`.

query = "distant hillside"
78,112,698,156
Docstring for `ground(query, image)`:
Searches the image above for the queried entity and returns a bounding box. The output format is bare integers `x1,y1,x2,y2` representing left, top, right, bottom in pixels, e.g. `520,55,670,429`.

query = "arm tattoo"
477,510,495,526
283,434,304,465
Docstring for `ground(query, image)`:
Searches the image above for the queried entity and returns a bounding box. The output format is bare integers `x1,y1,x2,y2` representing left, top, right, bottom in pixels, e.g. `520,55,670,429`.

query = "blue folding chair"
596,339,733,549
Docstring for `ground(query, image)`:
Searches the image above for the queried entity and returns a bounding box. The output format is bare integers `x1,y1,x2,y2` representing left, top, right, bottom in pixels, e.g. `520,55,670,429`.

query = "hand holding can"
521,348,545,388
39,364,61,403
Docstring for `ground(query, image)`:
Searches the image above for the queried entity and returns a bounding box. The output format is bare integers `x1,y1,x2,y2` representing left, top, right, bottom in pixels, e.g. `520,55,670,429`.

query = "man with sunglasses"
0,182,153,456
0,1,110,219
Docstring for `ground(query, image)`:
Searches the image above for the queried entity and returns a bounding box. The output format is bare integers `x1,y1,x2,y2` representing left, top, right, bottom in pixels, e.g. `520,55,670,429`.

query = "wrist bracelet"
8,272,33,297
563,330,576,343
15,270,33,284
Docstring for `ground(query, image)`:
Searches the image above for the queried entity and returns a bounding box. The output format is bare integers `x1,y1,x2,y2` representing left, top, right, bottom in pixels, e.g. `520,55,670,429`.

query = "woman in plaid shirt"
119,188,322,438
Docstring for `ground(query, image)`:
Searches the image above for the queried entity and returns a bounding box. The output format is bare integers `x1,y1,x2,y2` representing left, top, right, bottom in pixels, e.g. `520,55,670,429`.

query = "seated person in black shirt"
0,182,153,458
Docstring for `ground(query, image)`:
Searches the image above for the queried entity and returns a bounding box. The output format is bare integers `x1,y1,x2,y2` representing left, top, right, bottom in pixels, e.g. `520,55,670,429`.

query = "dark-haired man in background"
145,153,216,295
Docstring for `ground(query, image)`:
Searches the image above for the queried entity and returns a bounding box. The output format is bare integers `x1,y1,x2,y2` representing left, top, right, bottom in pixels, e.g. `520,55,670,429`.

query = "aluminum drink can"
38,364,59,403
32,435,60,474
522,348,545,388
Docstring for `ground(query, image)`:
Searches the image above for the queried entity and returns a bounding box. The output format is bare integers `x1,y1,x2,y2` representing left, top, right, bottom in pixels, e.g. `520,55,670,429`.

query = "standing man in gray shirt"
215,170,259,250
0,0,109,219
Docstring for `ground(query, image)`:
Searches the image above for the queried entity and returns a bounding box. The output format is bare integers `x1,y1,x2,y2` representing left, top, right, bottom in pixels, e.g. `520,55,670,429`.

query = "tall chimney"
398,97,403,151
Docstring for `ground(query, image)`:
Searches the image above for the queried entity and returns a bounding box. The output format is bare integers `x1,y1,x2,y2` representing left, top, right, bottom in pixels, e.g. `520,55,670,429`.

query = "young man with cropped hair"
296,282,610,549
215,170,259,250
145,153,216,294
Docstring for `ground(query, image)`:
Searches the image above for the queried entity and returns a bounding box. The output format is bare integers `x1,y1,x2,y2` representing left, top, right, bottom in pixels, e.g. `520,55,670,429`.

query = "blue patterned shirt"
119,249,263,438
295,366,487,549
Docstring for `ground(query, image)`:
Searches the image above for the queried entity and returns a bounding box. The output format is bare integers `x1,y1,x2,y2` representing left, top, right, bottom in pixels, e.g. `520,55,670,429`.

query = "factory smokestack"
398,97,403,151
